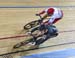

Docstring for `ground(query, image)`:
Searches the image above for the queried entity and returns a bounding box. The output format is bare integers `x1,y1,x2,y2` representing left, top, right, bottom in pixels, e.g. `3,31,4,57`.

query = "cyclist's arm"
42,14,48,20
39,10,45,15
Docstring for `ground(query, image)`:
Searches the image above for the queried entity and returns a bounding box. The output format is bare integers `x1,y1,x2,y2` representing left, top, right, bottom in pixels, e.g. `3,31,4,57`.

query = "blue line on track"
0,6,75,8
21,48,75,58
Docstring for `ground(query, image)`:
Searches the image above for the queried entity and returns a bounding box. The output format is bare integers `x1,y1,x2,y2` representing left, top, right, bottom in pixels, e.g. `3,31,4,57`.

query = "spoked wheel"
13,26,40,49
24,20,39,30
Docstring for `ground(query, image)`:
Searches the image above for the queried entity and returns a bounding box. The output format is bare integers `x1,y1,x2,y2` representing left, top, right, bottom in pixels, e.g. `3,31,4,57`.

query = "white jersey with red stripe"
44,7,63,24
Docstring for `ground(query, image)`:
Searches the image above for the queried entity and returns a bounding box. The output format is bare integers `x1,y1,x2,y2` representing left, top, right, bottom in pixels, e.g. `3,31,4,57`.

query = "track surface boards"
0,0,75,57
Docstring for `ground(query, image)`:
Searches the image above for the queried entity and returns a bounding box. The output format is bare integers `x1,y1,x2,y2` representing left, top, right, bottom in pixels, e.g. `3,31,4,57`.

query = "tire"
24,20,39,30
13,38,34,49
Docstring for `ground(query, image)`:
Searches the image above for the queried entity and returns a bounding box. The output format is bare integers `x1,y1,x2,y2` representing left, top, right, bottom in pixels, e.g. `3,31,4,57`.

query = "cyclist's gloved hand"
35,14,40,16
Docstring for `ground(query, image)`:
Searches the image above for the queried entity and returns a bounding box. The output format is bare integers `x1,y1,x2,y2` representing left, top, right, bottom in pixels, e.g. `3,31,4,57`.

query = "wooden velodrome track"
0,0,75,57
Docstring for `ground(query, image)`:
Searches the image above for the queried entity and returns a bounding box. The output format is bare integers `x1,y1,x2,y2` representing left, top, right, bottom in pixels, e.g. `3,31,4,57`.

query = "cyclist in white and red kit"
37,7,63,24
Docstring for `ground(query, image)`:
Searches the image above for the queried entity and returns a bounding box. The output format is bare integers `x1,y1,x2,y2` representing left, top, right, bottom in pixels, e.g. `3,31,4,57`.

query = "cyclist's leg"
30,24,47,41
34,34,50,45
34,25,58,45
